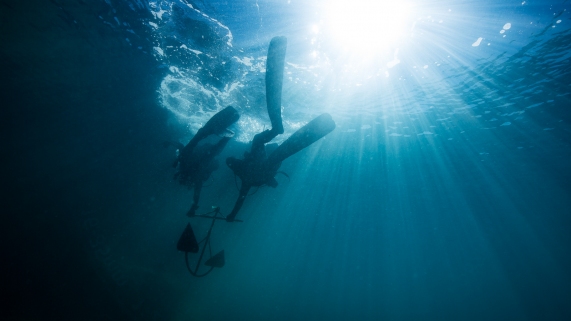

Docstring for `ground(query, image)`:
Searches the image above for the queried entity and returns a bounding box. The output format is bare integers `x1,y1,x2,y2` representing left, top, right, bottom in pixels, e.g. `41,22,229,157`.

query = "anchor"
176,206,242,277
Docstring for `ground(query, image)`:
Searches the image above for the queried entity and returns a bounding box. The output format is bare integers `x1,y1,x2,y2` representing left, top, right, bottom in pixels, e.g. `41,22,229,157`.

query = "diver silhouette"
225,36,336,222
170,106,240,217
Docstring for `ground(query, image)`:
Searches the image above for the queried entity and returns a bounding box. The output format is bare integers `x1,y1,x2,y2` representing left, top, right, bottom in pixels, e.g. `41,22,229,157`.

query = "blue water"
2,0,570,320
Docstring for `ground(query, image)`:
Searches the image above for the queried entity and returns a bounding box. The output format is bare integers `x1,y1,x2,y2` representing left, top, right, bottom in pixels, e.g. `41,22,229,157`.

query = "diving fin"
266,36,287,134
199,106,240,137
267,113,336,166
177,223,199,253
182,106,240,157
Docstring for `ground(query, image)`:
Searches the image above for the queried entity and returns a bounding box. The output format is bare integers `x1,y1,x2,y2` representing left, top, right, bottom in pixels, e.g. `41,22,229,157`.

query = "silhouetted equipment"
177,106,239,163
174,106,240,216
224,36,336,223
201,106,240,136
267,113,336,166
177,223,199,253
205,250,225,268
177,207,239,277
266,36,287,134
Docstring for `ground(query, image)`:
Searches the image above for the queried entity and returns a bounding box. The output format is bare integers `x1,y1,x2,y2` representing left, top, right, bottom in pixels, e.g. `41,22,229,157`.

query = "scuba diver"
225,36,336,222
170,106,240,217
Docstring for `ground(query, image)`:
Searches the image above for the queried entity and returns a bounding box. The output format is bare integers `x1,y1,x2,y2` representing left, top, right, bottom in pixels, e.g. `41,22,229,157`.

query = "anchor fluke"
177,223,199,253
205,250,225,268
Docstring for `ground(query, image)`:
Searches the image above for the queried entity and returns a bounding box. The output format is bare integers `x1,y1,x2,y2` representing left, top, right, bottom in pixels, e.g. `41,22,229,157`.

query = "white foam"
472,37,483,47
153,47,164,56
152,8,167,20
233,56,254,67
180,44,202,55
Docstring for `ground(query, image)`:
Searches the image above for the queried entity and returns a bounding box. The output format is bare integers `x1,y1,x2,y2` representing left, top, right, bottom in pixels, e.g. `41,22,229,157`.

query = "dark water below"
2,1,570,320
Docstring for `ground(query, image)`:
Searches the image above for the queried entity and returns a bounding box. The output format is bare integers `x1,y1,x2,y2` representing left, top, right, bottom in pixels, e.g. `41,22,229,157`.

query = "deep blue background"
2,1,570,320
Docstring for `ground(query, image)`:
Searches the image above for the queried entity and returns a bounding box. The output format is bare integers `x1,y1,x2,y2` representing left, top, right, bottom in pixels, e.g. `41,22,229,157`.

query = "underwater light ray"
324,0,414,55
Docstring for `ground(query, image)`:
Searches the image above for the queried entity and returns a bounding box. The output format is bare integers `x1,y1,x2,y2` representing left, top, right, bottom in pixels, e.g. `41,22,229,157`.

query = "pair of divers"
174,36,335,276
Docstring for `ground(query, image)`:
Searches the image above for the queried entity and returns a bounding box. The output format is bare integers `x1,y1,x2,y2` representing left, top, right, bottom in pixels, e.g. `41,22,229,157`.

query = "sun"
325,0,413,54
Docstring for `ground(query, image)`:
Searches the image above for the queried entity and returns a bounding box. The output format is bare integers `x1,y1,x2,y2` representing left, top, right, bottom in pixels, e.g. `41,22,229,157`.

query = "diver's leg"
250,129,280,157
226,184,251,222
187,181,203,217
266,37,287,134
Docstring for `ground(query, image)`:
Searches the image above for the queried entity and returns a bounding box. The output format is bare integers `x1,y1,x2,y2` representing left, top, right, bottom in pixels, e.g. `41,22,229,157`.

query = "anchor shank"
194,214,218,272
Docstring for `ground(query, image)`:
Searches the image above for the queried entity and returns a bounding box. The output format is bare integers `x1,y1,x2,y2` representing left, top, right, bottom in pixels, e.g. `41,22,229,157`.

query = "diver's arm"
226,184,251,222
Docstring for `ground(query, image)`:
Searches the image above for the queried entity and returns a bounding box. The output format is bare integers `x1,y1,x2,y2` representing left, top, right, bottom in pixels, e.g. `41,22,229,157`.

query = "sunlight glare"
326,0,412,54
